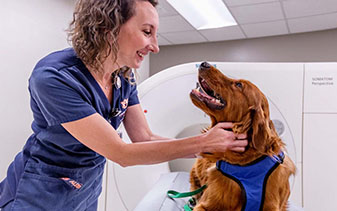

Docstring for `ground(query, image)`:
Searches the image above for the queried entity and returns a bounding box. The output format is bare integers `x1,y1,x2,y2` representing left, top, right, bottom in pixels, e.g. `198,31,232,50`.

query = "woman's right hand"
201,122,248,153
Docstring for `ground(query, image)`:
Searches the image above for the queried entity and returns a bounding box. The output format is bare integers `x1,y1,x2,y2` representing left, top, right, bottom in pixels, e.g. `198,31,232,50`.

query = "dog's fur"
189,62,296,211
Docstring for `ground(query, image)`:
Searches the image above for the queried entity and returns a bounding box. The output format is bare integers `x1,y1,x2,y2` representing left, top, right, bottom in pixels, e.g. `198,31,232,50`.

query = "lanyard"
110,74,122,118
167,185,207,211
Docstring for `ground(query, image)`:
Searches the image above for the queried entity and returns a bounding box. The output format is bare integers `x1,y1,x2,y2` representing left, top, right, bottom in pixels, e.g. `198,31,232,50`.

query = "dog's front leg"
189,167,203,200
190,161,207,198
193,189,224,211
193,203,207,211
194,200,222,211
193,193,209,211
190,166,200,188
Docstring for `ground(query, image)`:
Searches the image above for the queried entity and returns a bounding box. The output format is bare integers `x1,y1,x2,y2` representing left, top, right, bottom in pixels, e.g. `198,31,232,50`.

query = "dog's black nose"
200,61,211,69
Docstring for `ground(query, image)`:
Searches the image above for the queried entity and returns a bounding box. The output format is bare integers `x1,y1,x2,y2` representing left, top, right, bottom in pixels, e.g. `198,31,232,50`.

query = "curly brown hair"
67,0,158,75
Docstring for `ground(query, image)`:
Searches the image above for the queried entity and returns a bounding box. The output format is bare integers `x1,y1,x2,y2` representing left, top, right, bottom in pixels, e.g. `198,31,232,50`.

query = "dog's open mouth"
191,77,226,110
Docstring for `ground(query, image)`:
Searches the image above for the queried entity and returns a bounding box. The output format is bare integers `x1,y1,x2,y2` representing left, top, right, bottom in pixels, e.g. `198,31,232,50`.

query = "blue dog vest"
216,152,284,211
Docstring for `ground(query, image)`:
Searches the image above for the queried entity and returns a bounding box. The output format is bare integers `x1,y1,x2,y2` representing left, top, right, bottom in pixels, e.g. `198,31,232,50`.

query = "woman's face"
116,1,160,69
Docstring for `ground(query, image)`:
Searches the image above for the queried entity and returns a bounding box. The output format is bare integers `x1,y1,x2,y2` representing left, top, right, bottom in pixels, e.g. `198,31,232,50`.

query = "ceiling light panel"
167,0,237,30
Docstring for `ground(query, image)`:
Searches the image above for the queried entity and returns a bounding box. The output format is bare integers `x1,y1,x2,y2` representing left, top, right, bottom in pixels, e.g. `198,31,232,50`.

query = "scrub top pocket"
10,160,82,211
11,172,77,211
10,159,104,211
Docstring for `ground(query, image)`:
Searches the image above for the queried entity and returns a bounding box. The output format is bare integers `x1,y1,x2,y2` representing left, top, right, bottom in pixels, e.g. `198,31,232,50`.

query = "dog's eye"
235,82,243,89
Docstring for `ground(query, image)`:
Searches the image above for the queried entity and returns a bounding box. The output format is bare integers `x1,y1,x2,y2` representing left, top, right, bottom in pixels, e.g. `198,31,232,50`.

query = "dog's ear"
250,105,278,154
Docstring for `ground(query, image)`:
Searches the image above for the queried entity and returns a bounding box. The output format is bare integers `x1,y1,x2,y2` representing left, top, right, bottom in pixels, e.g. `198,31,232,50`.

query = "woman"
0,0,248,210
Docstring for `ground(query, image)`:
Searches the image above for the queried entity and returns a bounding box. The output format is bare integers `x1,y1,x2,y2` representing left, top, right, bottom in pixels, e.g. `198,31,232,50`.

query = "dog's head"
190,62,283,161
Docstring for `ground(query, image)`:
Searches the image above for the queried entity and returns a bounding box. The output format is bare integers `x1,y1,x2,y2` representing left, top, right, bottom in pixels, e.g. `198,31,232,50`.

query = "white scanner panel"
303,63,337,211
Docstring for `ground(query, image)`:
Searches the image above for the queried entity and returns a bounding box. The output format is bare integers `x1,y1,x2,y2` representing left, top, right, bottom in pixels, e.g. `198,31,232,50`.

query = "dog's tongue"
192,87,225,110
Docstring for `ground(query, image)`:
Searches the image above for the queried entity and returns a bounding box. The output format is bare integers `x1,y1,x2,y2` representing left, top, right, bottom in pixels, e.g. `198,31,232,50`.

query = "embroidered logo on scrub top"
121,98,128,109
60,177,82,189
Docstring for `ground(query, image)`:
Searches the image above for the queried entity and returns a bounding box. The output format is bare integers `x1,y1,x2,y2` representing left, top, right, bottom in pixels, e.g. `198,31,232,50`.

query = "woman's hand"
201,122,248,153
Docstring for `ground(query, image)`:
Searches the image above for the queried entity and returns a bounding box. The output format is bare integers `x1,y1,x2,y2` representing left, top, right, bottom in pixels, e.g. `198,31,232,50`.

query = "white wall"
0,0,75,179
150,28,337,75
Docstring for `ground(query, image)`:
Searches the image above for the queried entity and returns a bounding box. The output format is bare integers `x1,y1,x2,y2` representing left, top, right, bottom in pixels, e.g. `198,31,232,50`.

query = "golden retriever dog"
189,62,296,211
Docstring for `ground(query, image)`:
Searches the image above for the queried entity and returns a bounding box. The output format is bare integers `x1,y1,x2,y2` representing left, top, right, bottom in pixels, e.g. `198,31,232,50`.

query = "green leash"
167,185,207,211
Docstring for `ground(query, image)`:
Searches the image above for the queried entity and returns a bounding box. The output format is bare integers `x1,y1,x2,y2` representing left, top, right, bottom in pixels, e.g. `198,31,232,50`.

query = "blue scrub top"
0,48,140,208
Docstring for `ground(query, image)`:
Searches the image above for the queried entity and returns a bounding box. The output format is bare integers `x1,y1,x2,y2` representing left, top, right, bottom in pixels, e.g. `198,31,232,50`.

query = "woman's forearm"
112,134,204,167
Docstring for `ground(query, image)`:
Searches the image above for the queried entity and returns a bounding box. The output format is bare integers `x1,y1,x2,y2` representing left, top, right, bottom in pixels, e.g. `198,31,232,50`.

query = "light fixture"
167,0,237,30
